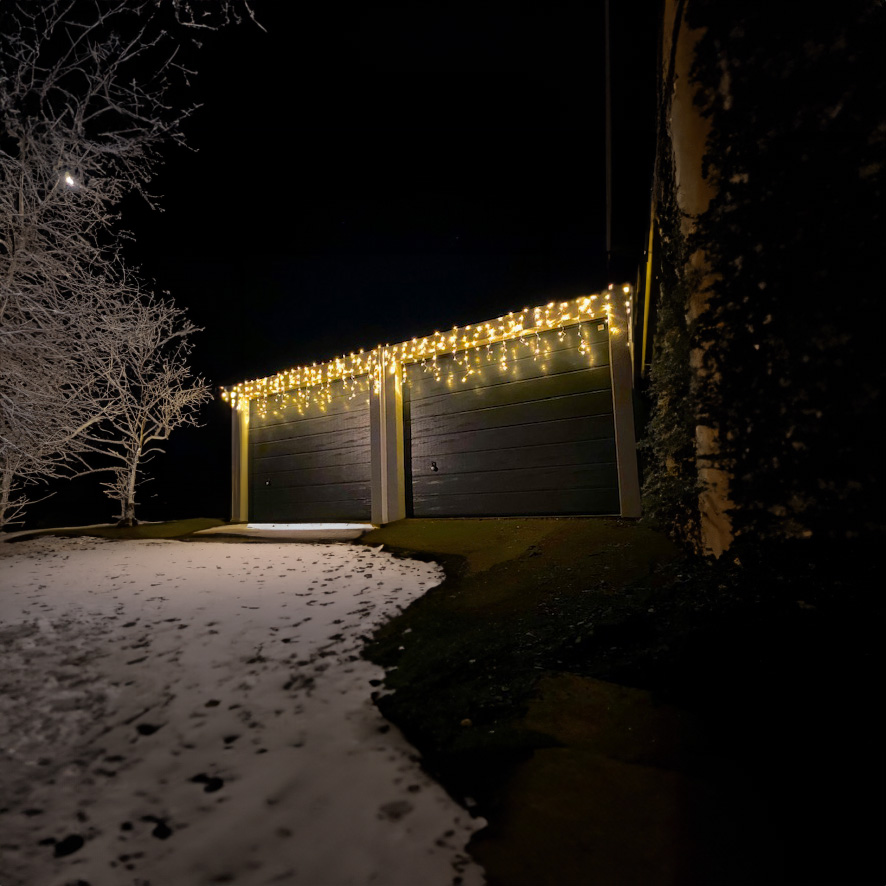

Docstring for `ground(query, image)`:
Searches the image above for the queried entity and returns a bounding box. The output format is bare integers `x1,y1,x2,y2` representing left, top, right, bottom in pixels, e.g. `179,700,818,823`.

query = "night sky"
134,2,658,385
31,2,661,526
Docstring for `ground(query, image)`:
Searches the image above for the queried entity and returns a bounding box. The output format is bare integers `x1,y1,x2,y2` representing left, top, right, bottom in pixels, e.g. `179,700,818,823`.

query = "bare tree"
73,296,211,526
0,0,255,527
0,288,136,526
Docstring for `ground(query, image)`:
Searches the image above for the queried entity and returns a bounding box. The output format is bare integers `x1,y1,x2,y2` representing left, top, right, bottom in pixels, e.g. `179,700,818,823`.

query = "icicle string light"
222,286,631,416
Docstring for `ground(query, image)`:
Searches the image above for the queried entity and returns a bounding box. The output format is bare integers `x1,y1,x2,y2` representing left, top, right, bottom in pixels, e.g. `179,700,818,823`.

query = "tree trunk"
661,0,734,557
117,499,137,527
0,468,12,529
117,450,141,527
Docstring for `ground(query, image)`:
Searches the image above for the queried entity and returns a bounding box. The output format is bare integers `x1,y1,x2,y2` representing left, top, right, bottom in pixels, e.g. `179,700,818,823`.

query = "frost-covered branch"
73,295,211,525
0,0,253,527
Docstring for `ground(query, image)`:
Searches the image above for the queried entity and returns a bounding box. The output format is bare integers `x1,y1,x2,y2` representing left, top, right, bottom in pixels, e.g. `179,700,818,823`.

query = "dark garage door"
405,322,618,516
249,376,371,522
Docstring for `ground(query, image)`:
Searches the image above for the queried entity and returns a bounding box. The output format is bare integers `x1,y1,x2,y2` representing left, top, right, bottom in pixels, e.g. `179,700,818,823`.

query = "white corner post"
608,291,642,517
231,401,249,523
369,350,406,525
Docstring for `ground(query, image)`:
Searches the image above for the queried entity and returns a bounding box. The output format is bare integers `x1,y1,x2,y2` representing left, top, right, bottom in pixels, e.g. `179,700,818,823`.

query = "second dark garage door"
404,321,619,516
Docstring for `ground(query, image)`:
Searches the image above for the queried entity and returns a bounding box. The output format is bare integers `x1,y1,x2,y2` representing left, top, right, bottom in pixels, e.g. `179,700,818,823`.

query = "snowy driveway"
0,536,485,886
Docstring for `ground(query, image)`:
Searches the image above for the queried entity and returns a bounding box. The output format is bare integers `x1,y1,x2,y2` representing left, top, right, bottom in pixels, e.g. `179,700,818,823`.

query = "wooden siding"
406,322,619,516
249,377,371,522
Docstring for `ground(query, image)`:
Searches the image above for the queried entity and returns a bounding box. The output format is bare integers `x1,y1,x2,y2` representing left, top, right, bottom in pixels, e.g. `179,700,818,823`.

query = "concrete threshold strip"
192,522,376,541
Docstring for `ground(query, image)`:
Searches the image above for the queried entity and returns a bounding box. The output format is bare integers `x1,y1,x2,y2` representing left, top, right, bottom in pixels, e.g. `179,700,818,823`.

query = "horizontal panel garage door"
249,376,371,522
405,322,618,516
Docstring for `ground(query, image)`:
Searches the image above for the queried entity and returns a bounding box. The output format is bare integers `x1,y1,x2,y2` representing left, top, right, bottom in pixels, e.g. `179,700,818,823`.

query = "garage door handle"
430,461,439,472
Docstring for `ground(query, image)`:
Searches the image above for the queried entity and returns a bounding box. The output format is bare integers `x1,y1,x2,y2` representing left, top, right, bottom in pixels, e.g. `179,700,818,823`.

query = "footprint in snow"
378,800,413,821
40,833,85,857
135,723,163,735
190,773,224,792
141,815,173,838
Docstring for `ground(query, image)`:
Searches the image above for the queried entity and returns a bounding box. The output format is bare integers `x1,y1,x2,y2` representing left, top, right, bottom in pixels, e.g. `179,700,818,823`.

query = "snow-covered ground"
0,536,486,886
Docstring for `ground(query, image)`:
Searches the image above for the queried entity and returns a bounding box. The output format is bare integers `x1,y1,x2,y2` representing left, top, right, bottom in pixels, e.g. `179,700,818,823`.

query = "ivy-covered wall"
643,1,885,555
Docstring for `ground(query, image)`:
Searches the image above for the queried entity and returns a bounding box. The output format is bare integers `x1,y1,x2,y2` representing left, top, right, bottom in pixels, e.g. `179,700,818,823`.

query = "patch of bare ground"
362,519,884,885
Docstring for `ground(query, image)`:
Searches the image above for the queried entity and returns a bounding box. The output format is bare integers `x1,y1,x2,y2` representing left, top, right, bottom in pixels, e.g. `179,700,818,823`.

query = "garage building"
224,287,640,524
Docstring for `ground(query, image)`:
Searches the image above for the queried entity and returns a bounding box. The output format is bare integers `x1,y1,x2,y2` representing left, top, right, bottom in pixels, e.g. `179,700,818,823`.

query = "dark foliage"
644,1,886,554
639,135,701,547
